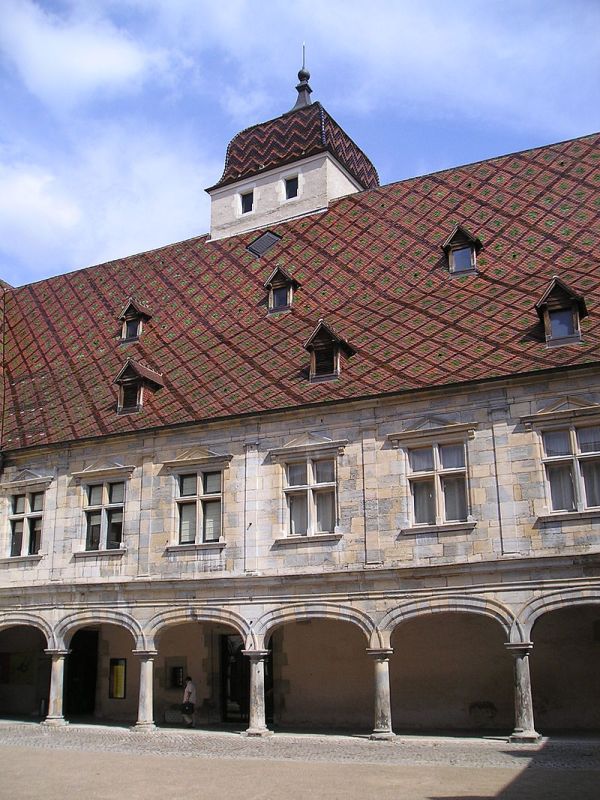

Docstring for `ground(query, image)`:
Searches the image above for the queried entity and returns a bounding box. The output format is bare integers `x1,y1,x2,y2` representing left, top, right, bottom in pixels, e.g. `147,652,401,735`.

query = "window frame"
118,381,143,413
448,245,476,274
387,421,477,534
284,174,299,201
121,315,142,341
83,480,126,552
8,491,45,557
175,470,224,545
240,189,254,215
284,457,337,537
407,441,469,527
268,437,348,542
541,303,582,346
309,344,340,380
541,424,600,513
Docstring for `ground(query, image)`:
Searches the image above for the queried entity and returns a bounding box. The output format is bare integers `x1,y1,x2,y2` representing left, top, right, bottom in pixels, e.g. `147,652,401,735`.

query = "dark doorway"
220,634,272,723
65,629,98,717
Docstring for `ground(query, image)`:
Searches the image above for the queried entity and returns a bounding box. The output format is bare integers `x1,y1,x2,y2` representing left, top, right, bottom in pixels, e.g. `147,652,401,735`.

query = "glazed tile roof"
210,102,380,190
3,132,600,451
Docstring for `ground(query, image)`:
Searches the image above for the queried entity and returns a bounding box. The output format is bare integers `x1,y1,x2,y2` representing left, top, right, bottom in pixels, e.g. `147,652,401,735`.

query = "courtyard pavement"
0,722,599,799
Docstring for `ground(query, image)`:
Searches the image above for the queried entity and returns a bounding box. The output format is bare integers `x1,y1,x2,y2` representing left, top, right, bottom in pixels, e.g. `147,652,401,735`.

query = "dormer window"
121,383,141,411
241,190,254,214
114,358,164,413
264,267,300,314
118,297,152,342
441,224,482,274
304,319,356,381
535,276,588,346
285,175,299,200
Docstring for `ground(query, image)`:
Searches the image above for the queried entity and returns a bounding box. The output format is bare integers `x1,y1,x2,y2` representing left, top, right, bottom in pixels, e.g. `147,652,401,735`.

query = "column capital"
367,648,393,659
242,649,270,660
132,650,158,659
44,649,70,657
505,642,534,656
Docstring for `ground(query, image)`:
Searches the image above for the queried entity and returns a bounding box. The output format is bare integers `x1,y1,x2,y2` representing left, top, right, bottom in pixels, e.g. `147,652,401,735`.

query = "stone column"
367,648,395,740
132,650,157,731
506,643,541,743
42,649,70,726
241,650,272,737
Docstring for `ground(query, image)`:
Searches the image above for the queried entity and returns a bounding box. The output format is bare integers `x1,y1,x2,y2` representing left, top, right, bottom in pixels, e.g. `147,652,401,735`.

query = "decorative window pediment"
114,358,164,413
264,266,300,312
269,432,348,462
522,396,600,429
535,276,587,346
0,468,53,492
71,459,136,482
387,416,478,448
304,319,356,381
441,224,482,274
118,297,152,341
163,446,233,471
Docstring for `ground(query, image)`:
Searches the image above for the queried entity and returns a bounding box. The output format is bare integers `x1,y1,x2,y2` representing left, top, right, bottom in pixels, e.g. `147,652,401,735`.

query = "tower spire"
292,43,312,110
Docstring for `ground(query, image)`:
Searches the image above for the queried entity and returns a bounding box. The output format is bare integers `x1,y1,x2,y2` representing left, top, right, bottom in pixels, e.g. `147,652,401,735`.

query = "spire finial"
292,43,312,110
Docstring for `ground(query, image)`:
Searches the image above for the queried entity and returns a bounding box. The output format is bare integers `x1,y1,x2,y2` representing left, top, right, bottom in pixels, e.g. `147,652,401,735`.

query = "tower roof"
208,101,379,191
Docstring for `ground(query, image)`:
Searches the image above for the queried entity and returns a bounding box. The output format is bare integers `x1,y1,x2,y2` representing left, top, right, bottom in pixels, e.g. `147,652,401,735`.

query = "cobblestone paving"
0,722,599,771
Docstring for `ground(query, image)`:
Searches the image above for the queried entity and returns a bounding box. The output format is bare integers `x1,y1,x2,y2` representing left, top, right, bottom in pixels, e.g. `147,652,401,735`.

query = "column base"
509,730,542,743
41,717,68,727
241,727,273,738
131,721,157,732
370,730,395,741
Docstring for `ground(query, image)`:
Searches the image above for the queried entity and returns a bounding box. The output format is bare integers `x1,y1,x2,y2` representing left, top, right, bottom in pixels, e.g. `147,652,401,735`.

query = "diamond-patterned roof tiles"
211,102,379,190
3,132,600,451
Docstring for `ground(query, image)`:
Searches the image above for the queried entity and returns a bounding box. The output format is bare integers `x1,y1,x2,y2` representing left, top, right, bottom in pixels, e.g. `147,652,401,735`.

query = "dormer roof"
441,224,483,254
114,358,164,389
304,319,356,358
208,102,379,192
263,266,300,290
535,276,588,320
118,297,152,321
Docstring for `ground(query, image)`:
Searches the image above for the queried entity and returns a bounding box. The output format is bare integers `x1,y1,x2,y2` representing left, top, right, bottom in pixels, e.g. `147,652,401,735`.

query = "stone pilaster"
42,649,70,726
241,650,272,737
367,648,395,740
506,643,541,743
132,650,157,731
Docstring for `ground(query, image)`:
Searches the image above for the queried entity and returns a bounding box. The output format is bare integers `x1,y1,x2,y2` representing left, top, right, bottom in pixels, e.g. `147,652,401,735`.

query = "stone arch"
145,606,252,651
0,612,55,648
378,595,516,648
54,609,145,650
518,587,600,641
253,602,375,649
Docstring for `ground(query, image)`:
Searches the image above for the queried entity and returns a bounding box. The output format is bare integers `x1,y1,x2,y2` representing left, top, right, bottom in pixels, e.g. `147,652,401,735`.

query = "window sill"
449,268,477,277
400,521,477,535
537,510,600,523
165,541,226,553
0,553,44,565
273,532,343,546
73,548,127,558
545,335,582,348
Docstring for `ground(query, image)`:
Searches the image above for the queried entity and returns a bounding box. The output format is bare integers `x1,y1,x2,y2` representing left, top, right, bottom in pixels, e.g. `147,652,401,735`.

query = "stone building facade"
1,71,599,739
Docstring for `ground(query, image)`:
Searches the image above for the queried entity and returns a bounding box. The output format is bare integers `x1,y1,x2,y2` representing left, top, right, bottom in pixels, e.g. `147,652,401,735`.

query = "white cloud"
0,0,166,108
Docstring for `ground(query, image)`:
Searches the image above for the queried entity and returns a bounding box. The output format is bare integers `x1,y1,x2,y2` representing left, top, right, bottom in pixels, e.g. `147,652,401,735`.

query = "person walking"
182,676,196,728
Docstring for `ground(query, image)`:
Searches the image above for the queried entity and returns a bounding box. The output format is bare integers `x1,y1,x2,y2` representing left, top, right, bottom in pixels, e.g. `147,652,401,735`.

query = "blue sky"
1,0,599,287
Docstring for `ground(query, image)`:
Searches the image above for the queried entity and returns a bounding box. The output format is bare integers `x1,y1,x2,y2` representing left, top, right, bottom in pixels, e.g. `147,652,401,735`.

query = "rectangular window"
408,442,468,526
241,191,254,214
543,425,600,512
284,458,336,536
450,247,474,273
272,286,289,310
84,481,126,551
121,384,140,411
8,491,44,557
314,348,336,377
109,658,126,699
285,176,299,199
176,471,223,544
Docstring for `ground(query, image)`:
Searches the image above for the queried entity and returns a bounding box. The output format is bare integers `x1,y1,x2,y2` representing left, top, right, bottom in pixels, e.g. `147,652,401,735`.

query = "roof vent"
247,231,282,257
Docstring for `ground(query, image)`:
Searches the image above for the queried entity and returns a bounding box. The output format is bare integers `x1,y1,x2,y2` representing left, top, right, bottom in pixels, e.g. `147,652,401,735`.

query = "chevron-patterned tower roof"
209,101,380,191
